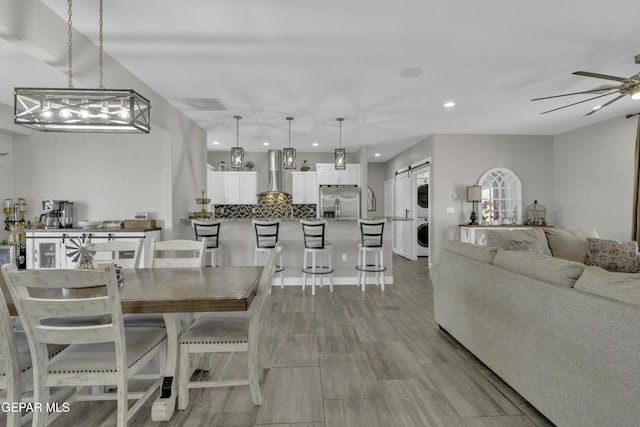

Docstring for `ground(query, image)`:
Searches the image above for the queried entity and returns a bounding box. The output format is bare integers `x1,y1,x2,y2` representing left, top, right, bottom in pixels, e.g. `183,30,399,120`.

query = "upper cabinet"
208,171,258,205
315,163,360,186
291,171,318,204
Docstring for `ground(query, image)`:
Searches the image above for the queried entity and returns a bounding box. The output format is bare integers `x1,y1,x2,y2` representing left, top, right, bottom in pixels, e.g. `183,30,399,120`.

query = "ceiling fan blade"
531,86,619,101
539,91,619,115
583,94,626,116
573,71,627,82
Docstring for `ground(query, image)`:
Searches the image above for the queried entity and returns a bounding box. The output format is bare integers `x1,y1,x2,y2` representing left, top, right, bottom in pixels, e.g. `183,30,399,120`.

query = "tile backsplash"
215,193,316,219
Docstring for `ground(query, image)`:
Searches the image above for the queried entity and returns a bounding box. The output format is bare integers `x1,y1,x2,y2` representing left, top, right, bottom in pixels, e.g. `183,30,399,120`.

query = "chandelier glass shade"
283,116,296,169
13,0,150,134
335,117,346,170
14,88,150,133
231,115,244,169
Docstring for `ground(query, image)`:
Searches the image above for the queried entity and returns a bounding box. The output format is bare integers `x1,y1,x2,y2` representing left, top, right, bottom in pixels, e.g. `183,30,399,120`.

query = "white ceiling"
2,0,640,161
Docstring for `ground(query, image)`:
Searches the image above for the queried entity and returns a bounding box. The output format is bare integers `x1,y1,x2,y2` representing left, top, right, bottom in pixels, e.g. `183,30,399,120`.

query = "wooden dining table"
1,266,263,422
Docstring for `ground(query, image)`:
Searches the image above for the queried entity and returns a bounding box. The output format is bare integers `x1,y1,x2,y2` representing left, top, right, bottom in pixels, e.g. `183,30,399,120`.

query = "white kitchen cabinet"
26,229,160,269
291,171,318,204
315,163,360,185
208,171,258,205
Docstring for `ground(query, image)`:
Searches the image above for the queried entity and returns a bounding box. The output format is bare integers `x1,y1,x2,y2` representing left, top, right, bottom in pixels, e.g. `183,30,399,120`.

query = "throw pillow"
544,228,599,264
507,239,545,254
585,238,639,273
486,229,552,256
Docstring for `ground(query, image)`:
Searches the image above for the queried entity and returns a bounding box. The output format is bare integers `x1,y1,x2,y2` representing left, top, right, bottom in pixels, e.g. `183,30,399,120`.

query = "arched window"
477,168,521,224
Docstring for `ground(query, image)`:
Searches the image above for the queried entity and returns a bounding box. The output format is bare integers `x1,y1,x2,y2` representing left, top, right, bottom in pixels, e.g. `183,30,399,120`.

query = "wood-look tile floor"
41,255,555,427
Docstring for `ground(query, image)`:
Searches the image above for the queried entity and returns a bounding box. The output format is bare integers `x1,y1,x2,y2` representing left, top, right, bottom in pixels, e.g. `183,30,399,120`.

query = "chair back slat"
21,296,111,318
88,239,143,269
193,220,221,249
359,219,385,247
32,324,115,345
253,220,280,248
300,220,327,249
149,239,206,268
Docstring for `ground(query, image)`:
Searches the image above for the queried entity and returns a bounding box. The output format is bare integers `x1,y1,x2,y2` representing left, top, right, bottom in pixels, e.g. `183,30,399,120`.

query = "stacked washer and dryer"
416,171,429,257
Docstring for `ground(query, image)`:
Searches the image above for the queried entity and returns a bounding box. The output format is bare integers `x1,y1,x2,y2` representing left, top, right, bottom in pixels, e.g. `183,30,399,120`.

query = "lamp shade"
466,185,482,202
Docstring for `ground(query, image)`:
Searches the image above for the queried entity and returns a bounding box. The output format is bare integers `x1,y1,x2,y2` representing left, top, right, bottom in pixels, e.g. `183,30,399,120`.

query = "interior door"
394,172,413,259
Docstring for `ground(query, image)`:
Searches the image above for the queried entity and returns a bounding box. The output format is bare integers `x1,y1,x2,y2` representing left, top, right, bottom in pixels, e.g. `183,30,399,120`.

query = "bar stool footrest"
355,265,387,273
301,266,334,275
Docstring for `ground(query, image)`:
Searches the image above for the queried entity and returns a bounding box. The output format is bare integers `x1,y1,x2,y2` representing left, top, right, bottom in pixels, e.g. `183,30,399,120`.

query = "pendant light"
335,117,346,170
13,0,150,133
231,115,244,169
283,116,296,169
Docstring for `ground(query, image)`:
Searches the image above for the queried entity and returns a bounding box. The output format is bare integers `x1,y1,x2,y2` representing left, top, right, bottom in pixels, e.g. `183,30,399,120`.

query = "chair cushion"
493,248,585,288
487,228,552,256
123,314,166,328
180,315,250,345
47,327,166,374
574,266,640,308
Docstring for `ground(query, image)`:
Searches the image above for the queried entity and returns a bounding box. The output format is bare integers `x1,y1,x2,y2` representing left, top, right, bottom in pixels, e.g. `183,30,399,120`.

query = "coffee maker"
40,199,61,229
40,199,74,229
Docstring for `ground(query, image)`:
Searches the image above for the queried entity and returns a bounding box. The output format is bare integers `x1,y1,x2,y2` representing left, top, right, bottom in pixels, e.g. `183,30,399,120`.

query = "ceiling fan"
532,55,640,116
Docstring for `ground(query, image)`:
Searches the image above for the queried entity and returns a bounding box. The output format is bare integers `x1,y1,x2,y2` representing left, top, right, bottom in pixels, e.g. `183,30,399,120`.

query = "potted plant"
245,161,254,170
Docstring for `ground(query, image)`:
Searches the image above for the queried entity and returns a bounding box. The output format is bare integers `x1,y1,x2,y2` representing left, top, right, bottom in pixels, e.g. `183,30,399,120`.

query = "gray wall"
553,115,637,241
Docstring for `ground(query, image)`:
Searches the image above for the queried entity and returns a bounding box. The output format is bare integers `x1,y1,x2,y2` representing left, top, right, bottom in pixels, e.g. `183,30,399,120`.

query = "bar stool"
253,219,284,292
193,220,223,266
355,219,387,291
300,219,333,295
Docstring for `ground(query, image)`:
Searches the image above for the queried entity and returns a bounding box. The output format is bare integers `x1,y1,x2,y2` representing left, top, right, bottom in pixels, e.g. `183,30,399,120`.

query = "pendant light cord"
67,0,73,88
286,116,293,148
234,115,242,148
337,117,344,149
98,0,104,89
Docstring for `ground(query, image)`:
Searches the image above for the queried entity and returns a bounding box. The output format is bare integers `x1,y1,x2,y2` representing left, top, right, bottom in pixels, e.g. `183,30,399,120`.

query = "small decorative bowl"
195,198,211,204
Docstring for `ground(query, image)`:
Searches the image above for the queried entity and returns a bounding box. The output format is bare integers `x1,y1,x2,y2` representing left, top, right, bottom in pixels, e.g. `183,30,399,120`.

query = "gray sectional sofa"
432,231,640,427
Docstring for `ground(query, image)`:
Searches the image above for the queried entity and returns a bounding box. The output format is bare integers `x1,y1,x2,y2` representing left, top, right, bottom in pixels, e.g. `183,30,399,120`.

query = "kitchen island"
198,218,410,286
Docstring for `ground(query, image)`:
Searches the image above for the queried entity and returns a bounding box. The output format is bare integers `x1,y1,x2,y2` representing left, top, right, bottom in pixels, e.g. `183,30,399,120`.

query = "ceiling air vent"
180,97,227,111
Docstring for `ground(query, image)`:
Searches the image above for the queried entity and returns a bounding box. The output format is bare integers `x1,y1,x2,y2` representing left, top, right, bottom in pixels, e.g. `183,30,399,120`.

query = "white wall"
0,133,13,242
553,115,637,241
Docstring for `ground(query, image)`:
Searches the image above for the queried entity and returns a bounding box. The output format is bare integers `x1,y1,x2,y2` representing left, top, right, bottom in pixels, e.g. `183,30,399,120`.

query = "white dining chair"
149,239,206,268
2,263,167,427
177,243,281,409
0,282,32,427
87,239,143,269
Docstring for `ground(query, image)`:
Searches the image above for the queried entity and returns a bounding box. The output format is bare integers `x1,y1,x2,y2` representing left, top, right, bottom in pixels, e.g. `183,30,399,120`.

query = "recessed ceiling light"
444,101,456,108
211,141,220,145
262,141,270,146
399,67,423,78
374,153,381,157
592,105,602,110
312,142,319,147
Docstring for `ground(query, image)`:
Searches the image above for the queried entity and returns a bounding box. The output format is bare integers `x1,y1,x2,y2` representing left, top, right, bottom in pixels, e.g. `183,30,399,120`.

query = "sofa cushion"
543,228,599,263
585,238,639,273
574,266,640,308
493,248,586,288
507,239,545,254
486,229,552,256
445,240,498,264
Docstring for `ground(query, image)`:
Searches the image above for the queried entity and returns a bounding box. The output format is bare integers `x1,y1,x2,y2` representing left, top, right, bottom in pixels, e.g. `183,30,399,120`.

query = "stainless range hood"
258,149,290,196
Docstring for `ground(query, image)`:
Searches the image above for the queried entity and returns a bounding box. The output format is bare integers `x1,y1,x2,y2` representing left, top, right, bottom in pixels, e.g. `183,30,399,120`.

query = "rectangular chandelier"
14,88,151,133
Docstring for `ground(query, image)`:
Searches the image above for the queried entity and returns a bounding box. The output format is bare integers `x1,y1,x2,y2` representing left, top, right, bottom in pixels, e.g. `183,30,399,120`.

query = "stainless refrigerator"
318,185,360,219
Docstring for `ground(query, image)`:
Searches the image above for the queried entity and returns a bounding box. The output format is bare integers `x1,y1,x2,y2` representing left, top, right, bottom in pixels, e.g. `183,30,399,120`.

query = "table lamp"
466,185,482,225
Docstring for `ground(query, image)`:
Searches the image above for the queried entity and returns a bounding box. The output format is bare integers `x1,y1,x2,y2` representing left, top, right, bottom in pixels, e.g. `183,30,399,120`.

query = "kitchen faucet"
284,204,294,220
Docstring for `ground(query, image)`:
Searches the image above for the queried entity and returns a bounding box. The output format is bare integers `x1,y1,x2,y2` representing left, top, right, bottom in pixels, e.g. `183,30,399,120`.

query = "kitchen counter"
26,227,162,232
210,219,393,286
184,217,411,223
